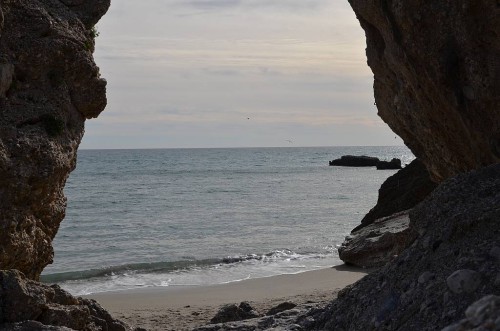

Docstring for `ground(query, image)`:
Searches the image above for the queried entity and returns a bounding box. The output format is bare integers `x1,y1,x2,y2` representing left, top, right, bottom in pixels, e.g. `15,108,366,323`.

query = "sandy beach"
87,265,369,330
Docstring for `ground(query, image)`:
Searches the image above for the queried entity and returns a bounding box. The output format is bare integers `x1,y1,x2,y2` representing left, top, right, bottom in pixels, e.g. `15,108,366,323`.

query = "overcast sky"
81,0,403,149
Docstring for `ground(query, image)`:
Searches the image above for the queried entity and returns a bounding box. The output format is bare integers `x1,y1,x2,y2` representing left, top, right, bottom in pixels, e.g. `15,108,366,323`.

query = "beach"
87,265,369,330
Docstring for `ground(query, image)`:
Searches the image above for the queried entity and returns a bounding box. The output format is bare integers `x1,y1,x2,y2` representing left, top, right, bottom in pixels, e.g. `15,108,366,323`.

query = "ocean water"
41,146,414,295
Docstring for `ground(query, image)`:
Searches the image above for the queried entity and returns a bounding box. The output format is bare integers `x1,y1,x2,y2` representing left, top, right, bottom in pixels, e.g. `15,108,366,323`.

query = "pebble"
489,246,500,262
465,295,500,327
446,269,481,294
495,274,500,287
418,271,435,284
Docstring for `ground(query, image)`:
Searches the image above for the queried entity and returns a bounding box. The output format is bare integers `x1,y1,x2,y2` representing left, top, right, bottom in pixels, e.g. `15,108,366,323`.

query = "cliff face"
0,0,109,280
349,0,500,181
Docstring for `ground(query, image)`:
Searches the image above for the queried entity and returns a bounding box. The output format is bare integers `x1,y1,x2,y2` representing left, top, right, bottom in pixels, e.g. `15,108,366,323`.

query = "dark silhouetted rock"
441,295,500,331
309,164,500,330
446,269,481,295
329,155,379,167
348,0,500,181
338,211,416,268
0,321,74,330
266,302,297,316
0,0,109,279
0,270,136,331
376,158,402,170
210,302,259,324
355,159,438,231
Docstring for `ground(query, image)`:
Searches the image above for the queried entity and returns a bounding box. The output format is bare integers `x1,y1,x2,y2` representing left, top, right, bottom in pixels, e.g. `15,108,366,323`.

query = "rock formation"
356,159,437,231
0,270,138,331
0,0,109,280
209,302,260,325
375,158,401,170
338,159,438,268
329,155,379,167
348,0,500,181
310,164,500,330
338,211,416,268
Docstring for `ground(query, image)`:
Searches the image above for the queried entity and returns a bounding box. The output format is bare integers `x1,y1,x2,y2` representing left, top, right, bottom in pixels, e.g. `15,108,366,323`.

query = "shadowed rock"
338,211,416,268
329,155,379,167
310,164,500,330
348,0,500,181
356,159,438,231
0,270,137,331
442,295,500,331
0,0,109,280
210,302,260,324
376,158,402,170
266,302,297,316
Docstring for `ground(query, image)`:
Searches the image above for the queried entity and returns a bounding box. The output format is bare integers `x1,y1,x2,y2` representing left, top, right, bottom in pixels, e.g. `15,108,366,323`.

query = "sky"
82,0,404,149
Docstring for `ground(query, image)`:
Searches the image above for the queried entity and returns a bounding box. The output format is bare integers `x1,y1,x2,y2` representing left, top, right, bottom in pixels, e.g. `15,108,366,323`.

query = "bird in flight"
286,140,293,144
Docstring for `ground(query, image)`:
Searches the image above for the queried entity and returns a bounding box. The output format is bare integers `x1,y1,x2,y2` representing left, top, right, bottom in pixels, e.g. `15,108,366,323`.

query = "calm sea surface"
41,146,414,295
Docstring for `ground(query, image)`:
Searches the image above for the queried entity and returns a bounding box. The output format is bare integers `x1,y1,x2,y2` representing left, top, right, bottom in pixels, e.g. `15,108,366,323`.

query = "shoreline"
87,265,370,330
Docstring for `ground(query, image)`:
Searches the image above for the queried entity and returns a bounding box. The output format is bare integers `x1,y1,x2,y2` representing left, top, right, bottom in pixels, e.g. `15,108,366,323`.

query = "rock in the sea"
338,210,416,268
329,155,379,167
376,158,402,170
348,0,500,181
355,159,437,231
0,0,109,279
0,270,136,331
210,302,260,324
308,164,500,330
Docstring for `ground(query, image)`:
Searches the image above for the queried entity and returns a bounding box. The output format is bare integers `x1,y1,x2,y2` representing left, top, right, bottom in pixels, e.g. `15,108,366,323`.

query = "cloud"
177,0,330,11
84,0,401,149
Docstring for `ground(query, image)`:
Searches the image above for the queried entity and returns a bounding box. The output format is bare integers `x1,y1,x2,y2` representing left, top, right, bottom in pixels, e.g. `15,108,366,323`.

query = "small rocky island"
329,155,402,170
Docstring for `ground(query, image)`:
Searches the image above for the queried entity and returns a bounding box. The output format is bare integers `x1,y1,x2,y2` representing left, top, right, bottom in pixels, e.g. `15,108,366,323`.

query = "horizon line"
79,144,408,151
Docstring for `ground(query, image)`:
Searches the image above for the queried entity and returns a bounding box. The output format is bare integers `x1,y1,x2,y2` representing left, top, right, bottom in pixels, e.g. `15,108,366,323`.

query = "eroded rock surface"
349,0,500,181
356,159,437,231
0,0,109,279
210,302,259,324
310,164,500,330
0,270,137,331
338,211,416,268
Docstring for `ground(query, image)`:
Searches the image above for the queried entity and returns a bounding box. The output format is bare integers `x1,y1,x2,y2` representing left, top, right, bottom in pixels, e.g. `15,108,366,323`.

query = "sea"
41,146,414,296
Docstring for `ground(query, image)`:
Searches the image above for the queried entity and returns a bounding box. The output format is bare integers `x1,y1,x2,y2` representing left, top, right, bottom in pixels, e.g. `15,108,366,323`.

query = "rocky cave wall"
349,0,500,182
0,0,110,280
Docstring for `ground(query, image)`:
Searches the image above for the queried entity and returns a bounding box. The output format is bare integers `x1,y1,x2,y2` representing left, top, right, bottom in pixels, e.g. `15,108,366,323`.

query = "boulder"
355,159,438,231
0,270,136,331
348,0,500,181
338,211,416,268
329,155,379,167
210,302,259,324
266,302,297,316
0,0,109,279
376,158,402,170
441,295,500,331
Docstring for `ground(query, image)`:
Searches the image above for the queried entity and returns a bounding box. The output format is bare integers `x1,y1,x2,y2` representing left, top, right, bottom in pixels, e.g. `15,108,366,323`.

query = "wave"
41,249,334,284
